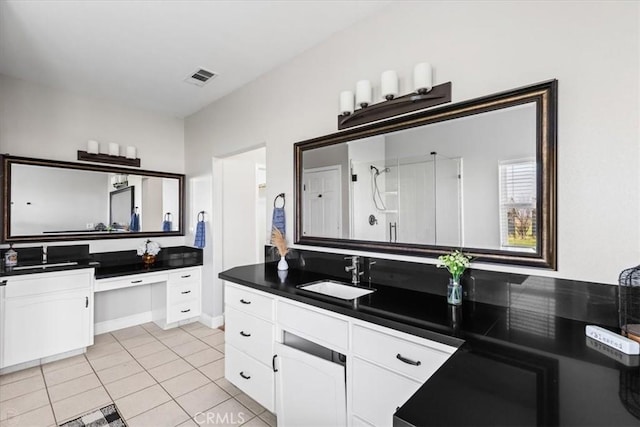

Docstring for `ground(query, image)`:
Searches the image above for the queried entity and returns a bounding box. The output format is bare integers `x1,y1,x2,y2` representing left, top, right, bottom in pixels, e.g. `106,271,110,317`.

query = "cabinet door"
3,289,91,367
275,342,346,427
351,357,422,427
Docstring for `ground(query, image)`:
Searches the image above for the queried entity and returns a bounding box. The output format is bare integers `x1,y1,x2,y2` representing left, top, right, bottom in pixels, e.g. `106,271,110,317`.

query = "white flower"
138,239,161,256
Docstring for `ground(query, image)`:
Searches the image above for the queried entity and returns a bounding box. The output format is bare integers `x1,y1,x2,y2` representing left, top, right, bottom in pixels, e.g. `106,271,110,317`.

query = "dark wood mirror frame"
294,80,557,269
1,155,185,243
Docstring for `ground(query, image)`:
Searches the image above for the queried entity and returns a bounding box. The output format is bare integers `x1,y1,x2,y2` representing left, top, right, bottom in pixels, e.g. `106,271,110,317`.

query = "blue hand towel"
194,219,206,248
162,213,172,232
129,213,140,232
272,207,285,236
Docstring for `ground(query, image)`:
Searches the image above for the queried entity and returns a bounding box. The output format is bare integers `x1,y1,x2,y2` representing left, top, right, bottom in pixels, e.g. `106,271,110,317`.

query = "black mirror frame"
294,80,557,269
1,155,185,243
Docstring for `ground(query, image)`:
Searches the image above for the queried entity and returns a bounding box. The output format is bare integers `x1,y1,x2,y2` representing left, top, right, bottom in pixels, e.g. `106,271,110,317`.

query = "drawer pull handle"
181,309,191,313
131,280,143,284
240,331,251,337
181,275,191,278
272,355,278,372
396,353,421,366
0,280,6,286
181,290,191,294
85,296,89,308
239,371,251,380
240,299,251,304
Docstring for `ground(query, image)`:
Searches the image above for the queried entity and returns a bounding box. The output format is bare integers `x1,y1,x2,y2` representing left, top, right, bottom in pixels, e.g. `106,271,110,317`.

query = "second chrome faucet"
345,256,363,285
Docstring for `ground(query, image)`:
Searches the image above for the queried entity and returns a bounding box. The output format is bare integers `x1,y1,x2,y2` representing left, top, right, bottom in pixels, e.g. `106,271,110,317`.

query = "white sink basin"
298,280,375,300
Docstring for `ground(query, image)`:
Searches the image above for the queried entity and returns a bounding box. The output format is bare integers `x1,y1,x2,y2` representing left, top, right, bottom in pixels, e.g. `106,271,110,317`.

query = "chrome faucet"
345,256,363,285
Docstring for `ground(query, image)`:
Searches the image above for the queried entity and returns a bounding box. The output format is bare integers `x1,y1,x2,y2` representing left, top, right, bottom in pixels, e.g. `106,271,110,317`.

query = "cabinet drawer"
95,272,164,292
352,357,422,427
168,268,201,285
225,284,274,321
166,299,201,323
168,282,200,306
225,305,274,365
277,301,348,352
225,344,274,413
352,324,454,382
5,270,91,298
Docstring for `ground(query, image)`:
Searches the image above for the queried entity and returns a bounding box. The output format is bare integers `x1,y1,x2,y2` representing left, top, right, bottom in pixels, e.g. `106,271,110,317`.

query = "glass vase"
142,253,156,267
447,278,462,305
277,256,288,271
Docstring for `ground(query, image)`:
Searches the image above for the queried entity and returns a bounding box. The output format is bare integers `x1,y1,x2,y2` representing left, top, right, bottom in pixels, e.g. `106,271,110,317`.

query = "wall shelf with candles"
337,81,452,130
77,150,141,167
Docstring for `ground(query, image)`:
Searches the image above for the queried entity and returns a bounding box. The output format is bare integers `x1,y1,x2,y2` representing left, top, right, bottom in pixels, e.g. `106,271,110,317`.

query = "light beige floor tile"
51,386,111,424
235,393,265,415
119,333,158,350
200,333,225,347
128,340,167,359
89,350,135,371
114,384,171,420
140,322,163,334
202,398,252,427
47,373,101,403
258,411,276,427
184,348,224,368
0,403,55,427
148,327,184,339
242,416,270,427
41,354,87,374
198,359,225,381
111,325,149,341
175,382,230,417
137,349,179,370
187,326,220,339
0,374,45,402
127,400,190,427
159,331,197,348
103,370,157,400
214,344,226,354
180,321,207,332
86,341,125,360
161,369,210,398
93,332,117,345
176,419,199,427
96,360,144,384
214,378,242,397
43,360,93,387
0,367,41,387
0,388,49,421
147,358,193,383
172,339,209,358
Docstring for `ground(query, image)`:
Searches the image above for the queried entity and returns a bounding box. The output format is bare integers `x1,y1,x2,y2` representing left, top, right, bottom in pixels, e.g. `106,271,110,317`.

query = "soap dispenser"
5,244,18,268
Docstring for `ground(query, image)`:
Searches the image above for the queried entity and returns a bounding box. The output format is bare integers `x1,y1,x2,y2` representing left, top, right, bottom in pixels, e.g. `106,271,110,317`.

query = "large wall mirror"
2,155,185,242
295,80,557,268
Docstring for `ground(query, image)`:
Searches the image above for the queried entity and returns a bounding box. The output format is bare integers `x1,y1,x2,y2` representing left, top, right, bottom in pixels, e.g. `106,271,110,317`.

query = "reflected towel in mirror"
129,212,140,232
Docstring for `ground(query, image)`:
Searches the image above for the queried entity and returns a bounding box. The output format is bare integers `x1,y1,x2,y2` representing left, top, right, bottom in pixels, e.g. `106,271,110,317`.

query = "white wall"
186,0,639,316
0,74,187,324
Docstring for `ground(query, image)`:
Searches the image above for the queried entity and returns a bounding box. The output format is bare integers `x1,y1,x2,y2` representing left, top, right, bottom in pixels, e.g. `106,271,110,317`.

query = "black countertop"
219,262,640,427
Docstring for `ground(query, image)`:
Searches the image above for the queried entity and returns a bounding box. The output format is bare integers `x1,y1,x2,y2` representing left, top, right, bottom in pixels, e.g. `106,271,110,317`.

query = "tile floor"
0,322,276,427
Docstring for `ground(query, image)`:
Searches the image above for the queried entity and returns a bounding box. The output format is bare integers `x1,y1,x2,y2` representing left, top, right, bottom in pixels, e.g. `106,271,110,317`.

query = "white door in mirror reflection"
303,166,342,238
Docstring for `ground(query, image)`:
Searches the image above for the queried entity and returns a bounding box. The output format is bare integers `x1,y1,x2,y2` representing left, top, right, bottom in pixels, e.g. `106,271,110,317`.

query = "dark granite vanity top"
220,261,640,426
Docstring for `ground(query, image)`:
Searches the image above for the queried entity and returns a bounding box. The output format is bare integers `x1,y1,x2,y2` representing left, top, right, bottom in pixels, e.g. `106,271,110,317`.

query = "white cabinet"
350,321,457,426
274,341,346,427
224,282,275,412
151,267,202,328
1,269,94,369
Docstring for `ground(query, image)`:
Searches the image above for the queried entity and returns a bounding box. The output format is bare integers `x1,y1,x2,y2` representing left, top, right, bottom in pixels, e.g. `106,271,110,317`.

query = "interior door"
275,342,346,427
302,166,342,238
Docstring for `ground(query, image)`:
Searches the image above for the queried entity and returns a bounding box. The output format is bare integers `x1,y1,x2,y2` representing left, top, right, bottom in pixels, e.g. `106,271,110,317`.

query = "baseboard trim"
94,311,153,335
200,313,224,329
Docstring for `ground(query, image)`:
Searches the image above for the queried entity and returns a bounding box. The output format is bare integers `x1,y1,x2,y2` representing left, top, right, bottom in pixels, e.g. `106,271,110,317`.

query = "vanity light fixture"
111,174,128,189
338,62,451,130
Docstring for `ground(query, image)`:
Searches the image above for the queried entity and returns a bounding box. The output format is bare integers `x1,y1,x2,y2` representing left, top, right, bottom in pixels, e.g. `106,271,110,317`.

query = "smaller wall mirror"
2,155,185,242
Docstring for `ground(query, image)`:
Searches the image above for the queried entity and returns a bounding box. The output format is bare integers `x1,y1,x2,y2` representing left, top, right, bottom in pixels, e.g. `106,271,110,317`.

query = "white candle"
355,80,372,108
108,142,120,156
126,146,137,159
381,70,398,100
87,140,99,154
339,91,354,115
413,62,433,94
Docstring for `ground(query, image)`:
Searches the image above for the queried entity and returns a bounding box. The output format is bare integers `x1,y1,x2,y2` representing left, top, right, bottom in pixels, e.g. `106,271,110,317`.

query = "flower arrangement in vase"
137,239,161,267
271,228,289,271
437,250,471,305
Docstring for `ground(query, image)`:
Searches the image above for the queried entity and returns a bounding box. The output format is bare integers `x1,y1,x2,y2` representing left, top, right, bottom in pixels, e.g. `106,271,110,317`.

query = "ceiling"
0,1,389,118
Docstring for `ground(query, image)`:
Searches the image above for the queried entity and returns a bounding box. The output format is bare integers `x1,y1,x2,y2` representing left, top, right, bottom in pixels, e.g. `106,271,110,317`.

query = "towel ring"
198,211,206,222
274,193,285,209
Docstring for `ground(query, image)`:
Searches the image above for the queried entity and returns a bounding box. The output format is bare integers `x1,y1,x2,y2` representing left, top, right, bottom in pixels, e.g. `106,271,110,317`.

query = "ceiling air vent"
184,68,217,87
